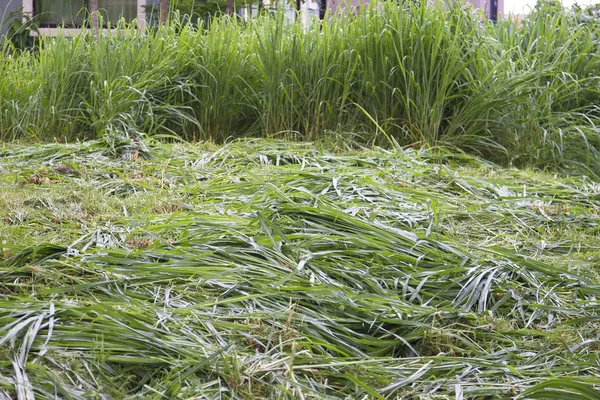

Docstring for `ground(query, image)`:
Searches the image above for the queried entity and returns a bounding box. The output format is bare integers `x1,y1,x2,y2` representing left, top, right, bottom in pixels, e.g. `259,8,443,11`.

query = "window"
23,0,145,34
34,1,85,27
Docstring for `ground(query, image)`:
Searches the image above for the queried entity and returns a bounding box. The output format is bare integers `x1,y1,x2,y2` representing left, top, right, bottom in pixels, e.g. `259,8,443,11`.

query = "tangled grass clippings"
1,140,599,399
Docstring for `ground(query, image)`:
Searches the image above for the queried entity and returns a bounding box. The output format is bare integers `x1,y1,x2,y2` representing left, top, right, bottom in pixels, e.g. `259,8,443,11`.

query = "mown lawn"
1,140,599,399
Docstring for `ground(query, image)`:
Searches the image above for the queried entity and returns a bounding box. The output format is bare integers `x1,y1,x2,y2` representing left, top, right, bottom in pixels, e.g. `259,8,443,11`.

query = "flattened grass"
1,140,599,398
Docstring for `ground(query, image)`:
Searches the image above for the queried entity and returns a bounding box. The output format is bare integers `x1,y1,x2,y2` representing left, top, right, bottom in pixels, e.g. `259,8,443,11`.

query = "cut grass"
1,140,599,399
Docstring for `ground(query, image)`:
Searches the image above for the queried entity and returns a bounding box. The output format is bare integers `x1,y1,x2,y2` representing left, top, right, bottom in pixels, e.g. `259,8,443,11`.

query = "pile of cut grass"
2,1,600,173
1,140,599,399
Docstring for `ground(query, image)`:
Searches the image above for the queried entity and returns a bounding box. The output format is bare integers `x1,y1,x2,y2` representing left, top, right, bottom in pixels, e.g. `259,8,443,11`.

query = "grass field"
2,1,600,397
1,140,599,399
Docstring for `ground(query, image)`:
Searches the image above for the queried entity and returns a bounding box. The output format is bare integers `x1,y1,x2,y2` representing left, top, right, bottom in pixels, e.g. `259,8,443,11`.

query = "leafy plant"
1,7,39,51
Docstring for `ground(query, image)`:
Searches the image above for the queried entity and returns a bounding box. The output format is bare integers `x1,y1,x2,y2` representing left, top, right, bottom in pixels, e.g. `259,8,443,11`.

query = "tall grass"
494,5,600,170
1,1,600,172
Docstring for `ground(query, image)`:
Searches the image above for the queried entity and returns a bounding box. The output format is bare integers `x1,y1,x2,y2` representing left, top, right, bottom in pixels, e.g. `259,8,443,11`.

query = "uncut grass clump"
1,1,600,171
492,2,600,172
337,2,507,149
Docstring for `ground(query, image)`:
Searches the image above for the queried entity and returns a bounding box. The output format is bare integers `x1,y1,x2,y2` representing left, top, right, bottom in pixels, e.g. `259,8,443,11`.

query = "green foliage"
145,0,228,25
1,8,39,51
571,3,600,33
171,0,227,19
533,0,563,13
146,0,265,26
1,1,600,174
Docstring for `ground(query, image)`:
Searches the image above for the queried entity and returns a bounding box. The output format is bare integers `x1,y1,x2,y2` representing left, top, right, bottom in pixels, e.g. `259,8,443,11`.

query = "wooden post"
160,0,169,25
226,0,235,15
90,0,99,38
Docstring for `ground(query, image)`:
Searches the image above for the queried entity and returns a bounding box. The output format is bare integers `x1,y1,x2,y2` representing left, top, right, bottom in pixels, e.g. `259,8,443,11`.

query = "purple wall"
326,0,370,16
